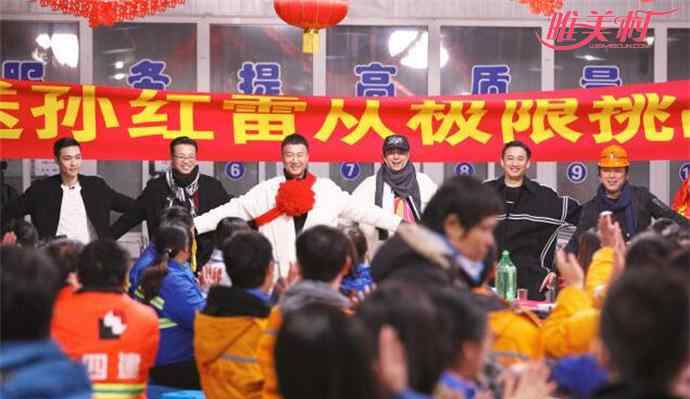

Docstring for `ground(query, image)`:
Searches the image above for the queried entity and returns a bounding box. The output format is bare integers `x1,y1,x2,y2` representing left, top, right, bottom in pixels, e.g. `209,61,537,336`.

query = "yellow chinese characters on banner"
129,90,213,140
407,100,491,146
501,98,581,144
315,99,394,145
224,95,307,144
0,81,22,139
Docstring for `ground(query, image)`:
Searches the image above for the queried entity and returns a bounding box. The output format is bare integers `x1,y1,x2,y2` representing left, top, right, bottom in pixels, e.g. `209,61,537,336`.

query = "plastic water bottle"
496,250,517,302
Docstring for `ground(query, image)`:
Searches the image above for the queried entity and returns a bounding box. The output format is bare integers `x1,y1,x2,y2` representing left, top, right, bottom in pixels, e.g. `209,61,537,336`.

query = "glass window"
327,26,428,191
441,27,542,182
210,24,313,195
555,29,654,203
94,23,197,224
668,29,690,200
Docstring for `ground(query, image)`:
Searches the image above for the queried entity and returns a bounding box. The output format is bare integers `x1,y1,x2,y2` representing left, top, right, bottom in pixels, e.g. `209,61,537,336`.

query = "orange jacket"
542,286,599,358
52,290,159,399
257,307,283,399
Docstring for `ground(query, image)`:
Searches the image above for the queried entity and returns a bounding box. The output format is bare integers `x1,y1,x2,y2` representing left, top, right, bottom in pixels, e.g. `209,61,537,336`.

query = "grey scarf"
165,166,200,216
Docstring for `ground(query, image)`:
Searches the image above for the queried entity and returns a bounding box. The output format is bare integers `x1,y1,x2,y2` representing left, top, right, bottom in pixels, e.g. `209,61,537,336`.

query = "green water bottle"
496,250,517,302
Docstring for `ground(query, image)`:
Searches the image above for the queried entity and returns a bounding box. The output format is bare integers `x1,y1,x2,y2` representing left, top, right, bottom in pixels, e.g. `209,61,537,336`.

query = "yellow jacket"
257,307,282,399
194,287,271,399
542,286,599,358
585,247,615,308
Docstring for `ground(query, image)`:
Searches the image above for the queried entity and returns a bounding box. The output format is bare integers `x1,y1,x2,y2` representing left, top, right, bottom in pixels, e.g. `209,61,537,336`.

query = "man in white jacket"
194,134,402,277
350,135,437,255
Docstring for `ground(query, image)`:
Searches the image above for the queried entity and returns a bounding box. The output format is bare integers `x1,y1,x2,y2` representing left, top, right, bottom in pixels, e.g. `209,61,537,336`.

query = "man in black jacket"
565,144,688,254
2,138,135,243
111,136,230,267
484,141,580,300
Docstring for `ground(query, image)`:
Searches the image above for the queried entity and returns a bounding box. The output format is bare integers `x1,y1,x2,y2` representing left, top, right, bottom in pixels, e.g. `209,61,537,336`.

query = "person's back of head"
600,268,689,391
43,238,84,286
141,223,190,302
421,175,504,235
648,218,678,235
215,217,251,249
78,240,129,290
6,219,38,247
296,225,353,283
357,281,446,394
576,228,601,275
1,246,60,341
341,224,368,265
222,231,273,289
669,248,690,279
625,232,679,270
275,303,378,399
159,206,194,233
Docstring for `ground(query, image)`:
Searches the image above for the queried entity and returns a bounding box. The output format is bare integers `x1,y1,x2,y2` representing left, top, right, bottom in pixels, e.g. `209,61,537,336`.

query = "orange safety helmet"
598,144,630,168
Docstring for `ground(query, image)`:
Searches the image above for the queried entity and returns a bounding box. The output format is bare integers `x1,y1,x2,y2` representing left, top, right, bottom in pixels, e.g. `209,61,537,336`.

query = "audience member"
201,216,251,287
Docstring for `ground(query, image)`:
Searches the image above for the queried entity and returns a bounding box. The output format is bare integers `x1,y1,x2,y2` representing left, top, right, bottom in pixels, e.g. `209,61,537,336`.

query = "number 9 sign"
340,162,361,180
566,162,588,184
224,162,245,181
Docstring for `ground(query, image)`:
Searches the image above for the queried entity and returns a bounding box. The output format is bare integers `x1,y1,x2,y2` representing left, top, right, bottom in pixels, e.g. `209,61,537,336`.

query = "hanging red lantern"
38,0,187,27
274,0,349,54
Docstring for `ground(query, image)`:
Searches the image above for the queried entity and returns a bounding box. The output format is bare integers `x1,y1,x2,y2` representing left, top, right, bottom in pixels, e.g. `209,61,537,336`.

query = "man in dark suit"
111,136,230,267
2,138,135,243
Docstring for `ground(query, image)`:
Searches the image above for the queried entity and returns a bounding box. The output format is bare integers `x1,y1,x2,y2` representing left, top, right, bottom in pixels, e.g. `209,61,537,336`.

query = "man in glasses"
351,134,437,254
112,136,230,266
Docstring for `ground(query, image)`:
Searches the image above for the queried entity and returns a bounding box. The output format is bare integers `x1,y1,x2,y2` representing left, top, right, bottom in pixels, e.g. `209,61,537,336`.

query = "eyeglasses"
173,154,196,161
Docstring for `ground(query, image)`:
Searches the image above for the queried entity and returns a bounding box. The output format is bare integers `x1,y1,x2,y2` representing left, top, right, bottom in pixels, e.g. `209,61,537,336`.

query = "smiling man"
566,144,688,254
2,137,135,243
194,133,402,278
351,134,437,254
484,141,581,300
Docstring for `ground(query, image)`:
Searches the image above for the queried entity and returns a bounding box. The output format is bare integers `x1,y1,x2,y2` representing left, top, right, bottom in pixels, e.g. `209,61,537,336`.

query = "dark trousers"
149,360,201,389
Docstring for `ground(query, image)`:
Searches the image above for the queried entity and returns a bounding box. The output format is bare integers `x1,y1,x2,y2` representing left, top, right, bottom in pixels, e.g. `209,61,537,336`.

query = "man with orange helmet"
566,145,688,253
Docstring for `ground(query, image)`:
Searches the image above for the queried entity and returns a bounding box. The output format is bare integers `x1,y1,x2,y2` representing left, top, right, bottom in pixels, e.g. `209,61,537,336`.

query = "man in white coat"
194,134,402,277
351,135,437,255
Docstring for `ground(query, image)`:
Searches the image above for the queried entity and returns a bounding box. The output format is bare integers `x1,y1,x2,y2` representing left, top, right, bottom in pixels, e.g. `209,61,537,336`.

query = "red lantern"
38,0,186,27
274,0,349,53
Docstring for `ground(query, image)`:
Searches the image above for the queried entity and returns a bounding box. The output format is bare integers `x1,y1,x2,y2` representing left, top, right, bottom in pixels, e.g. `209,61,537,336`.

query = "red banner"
0,79,688,162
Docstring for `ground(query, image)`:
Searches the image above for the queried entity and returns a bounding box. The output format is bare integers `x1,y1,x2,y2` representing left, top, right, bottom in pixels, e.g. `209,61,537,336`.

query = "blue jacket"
129,243,157,296
0,339,92,399
136,258,206,366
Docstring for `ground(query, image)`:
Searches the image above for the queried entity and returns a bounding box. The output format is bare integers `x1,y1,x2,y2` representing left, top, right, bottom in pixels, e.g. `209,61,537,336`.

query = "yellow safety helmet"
598,144,630,168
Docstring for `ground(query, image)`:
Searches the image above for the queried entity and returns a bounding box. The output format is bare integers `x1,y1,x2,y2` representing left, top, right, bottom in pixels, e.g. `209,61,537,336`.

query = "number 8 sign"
566,162,588,184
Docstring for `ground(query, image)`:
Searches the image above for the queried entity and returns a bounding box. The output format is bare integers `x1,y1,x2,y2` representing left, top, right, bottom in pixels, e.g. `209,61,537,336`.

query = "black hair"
140,223,190,303
281,133,309,152
501,140,531,160
222,231,273,289
421,175,504,234
668,248,690,279
53,137,81,159
77,240,130,289
576,228,601,276
341,224,368,265
601,268,689,389
1,246,61,341
625,232,679,271
357,282,446,394
429,288,488,369
296,225,353,283
276,303,379,399
43,238,84,286
170,136,198,155
6,219,38,247
159,205,194,232
215,217,251,249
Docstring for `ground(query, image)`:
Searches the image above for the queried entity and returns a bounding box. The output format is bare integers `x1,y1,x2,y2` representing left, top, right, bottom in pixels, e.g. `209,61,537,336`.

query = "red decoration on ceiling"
274,0,349,53
38,0,187,27
518,0,565,16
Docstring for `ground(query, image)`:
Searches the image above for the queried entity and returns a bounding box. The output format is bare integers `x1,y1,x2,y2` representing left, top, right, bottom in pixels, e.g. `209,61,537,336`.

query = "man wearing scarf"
194,134,402,279
566,144,688,254
351,135,437,254
112,136,231,268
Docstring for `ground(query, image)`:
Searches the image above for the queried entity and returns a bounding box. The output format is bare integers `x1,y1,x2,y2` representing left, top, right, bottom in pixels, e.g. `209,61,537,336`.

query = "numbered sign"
680,163,690,182
455,163,475,176
224,162,246,181
566,162,588,184
340,162,361,180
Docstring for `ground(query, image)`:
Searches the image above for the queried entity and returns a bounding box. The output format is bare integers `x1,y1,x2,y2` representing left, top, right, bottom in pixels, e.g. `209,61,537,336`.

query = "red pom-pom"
275,174,316,216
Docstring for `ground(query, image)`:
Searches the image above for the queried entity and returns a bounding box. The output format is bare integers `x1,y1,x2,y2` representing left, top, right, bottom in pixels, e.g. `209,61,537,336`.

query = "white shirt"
56,183,96,244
